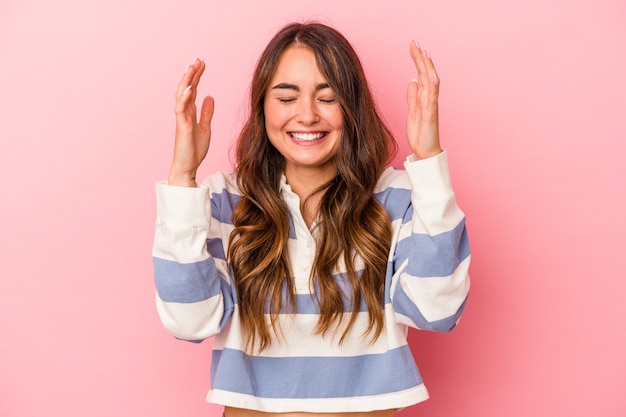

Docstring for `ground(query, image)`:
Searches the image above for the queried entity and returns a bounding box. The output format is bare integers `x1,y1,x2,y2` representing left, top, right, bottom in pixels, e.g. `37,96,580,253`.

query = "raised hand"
169,58,215,187
406,40,443,159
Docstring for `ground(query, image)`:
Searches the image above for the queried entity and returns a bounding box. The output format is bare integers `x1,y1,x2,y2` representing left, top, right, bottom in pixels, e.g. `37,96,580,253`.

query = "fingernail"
413,38,421,49
425,49,431,59
183,85,192,95
185,65,190,74
411,77,419,84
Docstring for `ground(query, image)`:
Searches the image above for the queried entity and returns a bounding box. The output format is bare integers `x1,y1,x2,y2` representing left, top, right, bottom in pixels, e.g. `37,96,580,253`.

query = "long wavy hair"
228,22,398,353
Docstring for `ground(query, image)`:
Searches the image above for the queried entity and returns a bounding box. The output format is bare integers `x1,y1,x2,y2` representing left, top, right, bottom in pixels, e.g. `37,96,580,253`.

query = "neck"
284,165,336,201
284,165,337,228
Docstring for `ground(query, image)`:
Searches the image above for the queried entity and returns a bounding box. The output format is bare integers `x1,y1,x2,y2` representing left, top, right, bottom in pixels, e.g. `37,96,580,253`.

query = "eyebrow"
271,82,331,91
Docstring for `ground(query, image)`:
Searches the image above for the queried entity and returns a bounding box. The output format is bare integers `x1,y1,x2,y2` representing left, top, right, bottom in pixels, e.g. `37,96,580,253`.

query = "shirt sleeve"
152,181,234,342
390,151,471,332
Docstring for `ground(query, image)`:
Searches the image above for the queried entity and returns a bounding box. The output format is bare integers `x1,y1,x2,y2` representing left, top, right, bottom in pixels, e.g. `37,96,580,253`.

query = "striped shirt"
152,151,470,413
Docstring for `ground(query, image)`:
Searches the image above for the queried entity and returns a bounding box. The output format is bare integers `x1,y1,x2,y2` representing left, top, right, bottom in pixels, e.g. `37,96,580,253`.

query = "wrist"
413,147,443,160
168,170,197,187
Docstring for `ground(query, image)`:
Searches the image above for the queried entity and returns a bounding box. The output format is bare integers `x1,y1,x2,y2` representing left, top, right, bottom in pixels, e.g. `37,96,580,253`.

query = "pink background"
1,0,625,416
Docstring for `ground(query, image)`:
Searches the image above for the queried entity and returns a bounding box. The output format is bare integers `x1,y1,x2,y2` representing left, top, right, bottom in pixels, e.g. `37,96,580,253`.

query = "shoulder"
201,171,239,194
374,166,412,222
375,166,411,192
200,172,242,220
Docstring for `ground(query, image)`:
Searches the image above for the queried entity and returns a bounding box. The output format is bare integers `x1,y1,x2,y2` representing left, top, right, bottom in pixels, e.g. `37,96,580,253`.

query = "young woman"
153,22,470,417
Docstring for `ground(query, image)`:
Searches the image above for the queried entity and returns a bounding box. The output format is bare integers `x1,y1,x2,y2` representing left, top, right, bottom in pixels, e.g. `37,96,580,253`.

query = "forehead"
270,45,327,83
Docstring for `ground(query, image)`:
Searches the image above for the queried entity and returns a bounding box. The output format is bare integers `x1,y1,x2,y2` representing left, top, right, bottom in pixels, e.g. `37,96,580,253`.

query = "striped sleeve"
152,180,234,342
390,151,470,332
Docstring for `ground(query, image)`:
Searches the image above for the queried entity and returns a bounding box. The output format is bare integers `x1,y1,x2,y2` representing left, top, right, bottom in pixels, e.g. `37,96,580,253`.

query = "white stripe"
213,308,410,358
152,225,210,263
207,385,429,413
390,198,465,238
156,294,224,340
410,194,466,235
375,166,411,192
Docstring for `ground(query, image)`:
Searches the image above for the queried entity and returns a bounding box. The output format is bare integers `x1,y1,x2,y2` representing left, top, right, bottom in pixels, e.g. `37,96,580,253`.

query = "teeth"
291,132,325,141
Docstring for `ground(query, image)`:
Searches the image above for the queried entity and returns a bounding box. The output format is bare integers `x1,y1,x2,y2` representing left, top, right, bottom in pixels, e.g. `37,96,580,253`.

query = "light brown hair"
228,22,398,353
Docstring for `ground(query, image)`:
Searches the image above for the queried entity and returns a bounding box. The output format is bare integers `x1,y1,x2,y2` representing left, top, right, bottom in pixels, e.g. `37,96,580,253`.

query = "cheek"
323,107,344,129
264,105,290,131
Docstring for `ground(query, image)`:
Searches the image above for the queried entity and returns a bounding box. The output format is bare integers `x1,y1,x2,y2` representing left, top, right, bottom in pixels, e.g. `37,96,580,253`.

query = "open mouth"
289,132,327,143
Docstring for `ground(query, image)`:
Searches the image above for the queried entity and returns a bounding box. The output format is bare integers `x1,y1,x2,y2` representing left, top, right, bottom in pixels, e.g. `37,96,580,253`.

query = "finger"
421,53,440,118
406,79,421,152
190,59,205,87
189,60,206,102
421,49,440,88
176,58,203,98
198,95,215,135
175,58,205,114
176,59,195,96
406,79,419,118
409,39,419,62
409,40,428,85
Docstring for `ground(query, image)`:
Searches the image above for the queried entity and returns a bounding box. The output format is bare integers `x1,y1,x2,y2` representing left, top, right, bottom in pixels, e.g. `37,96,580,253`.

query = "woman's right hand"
169,58,215,187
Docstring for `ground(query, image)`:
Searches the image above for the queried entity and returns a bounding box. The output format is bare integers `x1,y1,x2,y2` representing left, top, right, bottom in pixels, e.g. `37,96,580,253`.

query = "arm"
390,42,470,331
390,152,470,332
152,59,232,341
152,182,233,341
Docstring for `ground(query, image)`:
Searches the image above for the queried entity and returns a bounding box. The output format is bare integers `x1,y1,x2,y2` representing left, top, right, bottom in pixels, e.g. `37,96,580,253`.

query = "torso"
202,169,426,413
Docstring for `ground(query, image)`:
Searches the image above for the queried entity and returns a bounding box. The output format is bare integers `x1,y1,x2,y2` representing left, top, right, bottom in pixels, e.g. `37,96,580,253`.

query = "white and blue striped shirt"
152,151,470,413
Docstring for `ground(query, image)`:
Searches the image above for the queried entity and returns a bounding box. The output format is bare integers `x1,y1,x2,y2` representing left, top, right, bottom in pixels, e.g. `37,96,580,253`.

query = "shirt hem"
206,385,429,413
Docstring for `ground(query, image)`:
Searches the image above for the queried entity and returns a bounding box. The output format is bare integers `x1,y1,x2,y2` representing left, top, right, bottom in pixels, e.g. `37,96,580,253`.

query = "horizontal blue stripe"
395,218,469,277
269,272,370,314
393,285,468,332
288,291,367,315
211,189,299,239
374,187,412,223
206,237,226,260
153,257,222,303
210,189,241,225
210,345,422,399
154,257,368,314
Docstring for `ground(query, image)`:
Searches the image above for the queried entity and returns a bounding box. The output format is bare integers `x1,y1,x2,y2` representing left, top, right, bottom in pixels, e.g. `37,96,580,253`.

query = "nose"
295,98,319,125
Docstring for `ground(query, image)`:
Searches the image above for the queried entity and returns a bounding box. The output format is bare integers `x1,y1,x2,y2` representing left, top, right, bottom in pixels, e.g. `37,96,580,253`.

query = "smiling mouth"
289,132,327,142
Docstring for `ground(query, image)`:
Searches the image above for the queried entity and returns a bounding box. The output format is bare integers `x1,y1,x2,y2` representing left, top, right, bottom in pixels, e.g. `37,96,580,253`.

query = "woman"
153,22,470,417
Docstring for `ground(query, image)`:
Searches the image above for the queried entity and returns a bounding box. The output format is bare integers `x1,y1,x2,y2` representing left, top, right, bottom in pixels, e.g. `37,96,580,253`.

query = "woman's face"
264,46,343,182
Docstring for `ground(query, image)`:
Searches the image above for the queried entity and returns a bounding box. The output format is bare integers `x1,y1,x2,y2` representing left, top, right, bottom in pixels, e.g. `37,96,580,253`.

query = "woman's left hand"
406,40,443,159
